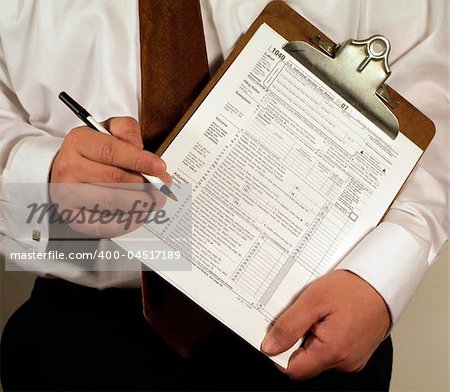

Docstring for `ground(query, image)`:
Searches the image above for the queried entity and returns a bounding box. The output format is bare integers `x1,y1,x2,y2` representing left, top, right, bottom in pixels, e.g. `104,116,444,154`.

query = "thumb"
261,291,327,356
102,117,144,149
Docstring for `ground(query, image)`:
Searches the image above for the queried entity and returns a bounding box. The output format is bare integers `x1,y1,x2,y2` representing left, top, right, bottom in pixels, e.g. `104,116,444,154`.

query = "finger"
284,334,333,380
55,154,145,185
154,171,173,185
261,287,328,355
50,181,167,239
101,117,171,184
102,117,144,149
64,127,168,176
50,182,166,212
65,188,167,237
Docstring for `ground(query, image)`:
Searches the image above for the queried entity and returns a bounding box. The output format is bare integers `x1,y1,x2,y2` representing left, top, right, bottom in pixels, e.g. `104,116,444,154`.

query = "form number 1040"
269,46,286,61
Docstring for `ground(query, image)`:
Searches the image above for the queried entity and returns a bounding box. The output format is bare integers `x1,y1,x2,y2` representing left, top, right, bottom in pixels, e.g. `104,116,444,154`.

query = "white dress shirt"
0,0,448,324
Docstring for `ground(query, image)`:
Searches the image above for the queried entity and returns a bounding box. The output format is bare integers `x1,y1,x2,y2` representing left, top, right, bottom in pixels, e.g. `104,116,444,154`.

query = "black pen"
58,91,177,201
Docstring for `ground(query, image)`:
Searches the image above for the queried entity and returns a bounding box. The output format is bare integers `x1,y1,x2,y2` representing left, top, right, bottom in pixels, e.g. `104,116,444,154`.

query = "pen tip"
160,184,178,201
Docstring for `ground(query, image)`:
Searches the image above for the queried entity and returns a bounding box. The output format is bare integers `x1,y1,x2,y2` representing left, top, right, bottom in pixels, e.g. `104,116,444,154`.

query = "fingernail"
161,173,172,184
152,159,165,174
262,333,279,354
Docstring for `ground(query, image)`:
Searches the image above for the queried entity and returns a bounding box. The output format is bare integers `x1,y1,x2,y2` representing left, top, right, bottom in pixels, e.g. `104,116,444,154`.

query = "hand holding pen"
48,92,175,237
57,91,177,201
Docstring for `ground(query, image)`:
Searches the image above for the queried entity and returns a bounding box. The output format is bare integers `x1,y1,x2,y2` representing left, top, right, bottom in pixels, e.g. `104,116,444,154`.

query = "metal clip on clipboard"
283,35,400,139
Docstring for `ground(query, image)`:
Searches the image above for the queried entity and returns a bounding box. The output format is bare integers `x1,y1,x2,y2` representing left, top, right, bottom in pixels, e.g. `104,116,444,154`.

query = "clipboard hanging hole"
369,38,388,58
356,35,391,73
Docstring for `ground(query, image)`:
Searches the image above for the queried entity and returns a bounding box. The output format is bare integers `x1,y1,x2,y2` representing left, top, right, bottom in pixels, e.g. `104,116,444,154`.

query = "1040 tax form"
113,23,422,367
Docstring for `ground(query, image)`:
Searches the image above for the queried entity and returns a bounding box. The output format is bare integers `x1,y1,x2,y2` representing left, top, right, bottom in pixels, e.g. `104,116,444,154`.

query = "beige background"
1,250,449,391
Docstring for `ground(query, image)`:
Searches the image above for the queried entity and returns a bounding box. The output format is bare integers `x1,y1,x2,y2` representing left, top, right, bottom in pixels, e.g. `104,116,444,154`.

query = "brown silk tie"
139,0,210,151
139,0,216,358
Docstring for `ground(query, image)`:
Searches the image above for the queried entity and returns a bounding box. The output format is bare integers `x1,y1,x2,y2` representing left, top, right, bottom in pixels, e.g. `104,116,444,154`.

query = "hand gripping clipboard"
157,1,435,156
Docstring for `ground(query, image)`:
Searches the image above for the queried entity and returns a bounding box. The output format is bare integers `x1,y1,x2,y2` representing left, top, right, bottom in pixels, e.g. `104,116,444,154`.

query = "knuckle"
344,358,368,373
114,117,142,145
285,369,305,381
53,155,76,178
121,116,139,127
353,363,367,373
110,116,139,132
52,184,71,203
284,366,314,381
101,117,114,130
110,167,124,183
273,318,297,339
124,129,142,145
62,127,94,154
133,151,145,172
100,141,117,164
63,129,81,149
330,346,348,364
290,374,308,381
339,361,361,373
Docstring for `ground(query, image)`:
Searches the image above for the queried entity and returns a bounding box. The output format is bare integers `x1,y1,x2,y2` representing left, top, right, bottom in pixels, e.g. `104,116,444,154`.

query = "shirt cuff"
336,221,430,325
3,135,63,183
1,135,63,251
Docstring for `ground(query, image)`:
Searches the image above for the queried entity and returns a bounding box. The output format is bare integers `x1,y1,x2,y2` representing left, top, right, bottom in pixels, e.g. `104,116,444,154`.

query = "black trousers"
1,277,392,391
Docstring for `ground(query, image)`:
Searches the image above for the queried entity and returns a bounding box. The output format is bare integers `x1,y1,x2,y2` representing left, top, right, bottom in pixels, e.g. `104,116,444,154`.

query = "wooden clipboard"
140,1,436,363
157,1,435,157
